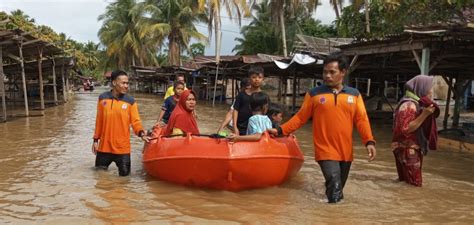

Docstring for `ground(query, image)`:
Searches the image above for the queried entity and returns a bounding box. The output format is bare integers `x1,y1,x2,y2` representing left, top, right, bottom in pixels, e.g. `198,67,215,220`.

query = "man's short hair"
323,52,349,71
248,66,264,77
111,70,128,81
176,74,185,79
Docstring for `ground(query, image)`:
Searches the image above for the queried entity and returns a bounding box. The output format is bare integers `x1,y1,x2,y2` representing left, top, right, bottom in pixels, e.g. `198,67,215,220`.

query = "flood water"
1,88,473,224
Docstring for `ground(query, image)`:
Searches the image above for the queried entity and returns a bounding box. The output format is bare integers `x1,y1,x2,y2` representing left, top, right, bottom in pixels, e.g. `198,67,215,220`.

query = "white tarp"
274,53,322,69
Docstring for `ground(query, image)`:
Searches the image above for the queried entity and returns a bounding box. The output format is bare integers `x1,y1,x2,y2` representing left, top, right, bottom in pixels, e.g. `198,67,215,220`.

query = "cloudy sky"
0,0,337,55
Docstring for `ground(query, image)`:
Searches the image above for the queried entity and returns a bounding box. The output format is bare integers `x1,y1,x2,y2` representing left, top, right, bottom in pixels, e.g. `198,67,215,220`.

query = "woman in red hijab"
392,75,439,187
164,90,200,136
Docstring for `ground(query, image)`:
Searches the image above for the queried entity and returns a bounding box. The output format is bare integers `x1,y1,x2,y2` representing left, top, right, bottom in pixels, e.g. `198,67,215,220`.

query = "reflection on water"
1,88,473,224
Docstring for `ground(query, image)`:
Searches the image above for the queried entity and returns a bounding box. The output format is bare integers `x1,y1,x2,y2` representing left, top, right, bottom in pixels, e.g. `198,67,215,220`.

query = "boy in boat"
156,81,185,127
232,66,265,136
228,92,272,141
216,78,251,136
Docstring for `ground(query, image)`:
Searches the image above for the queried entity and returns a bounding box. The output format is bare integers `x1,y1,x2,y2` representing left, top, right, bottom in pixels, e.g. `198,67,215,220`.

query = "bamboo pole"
0,46,6,122
19,42,29,117
52,58,58,105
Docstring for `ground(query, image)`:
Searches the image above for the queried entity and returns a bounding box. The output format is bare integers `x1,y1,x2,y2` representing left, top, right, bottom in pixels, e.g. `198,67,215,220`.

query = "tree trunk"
333,1,340,19
168,31,181,66
280,11,288,57
365,0,371,33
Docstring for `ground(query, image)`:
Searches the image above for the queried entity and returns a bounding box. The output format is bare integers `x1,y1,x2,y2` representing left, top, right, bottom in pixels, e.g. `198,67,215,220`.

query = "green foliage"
337,0,473,40
233,0,337,55
190,43,205,57
0,10,101,79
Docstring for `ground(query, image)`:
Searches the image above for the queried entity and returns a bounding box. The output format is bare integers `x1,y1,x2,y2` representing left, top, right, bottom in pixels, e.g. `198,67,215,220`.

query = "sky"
0,0,337,55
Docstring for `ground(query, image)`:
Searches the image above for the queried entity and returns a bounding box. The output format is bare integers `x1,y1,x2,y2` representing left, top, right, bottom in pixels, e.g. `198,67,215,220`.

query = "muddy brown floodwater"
1,88,473,224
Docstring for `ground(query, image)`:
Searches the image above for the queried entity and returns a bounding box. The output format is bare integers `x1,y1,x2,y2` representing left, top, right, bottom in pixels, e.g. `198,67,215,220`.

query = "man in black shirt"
233,66,264,135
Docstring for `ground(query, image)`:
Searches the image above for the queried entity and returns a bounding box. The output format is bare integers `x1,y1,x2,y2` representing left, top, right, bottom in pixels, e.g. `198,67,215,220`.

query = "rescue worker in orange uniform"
92,70,149,176
269,52,376,203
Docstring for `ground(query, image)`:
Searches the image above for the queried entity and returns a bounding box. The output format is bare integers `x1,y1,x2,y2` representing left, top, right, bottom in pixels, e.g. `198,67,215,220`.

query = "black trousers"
318,160,352,203
95,152,131,176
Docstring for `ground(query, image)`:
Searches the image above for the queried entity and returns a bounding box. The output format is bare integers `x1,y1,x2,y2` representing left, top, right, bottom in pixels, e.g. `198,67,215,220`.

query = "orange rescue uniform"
93,91,144,154
280,85,375,161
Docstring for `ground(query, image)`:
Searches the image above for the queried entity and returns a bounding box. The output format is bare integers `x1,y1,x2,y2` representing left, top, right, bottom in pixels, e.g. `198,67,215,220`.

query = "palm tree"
329,0,343,19
268,0,320,56
140,0,208,66
197,0,250,62
233,0,280,55
98,0,158,68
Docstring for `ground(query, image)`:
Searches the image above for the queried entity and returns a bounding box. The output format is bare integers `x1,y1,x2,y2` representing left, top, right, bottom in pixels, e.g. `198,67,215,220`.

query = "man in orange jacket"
269,52,376,203
92,70,149,176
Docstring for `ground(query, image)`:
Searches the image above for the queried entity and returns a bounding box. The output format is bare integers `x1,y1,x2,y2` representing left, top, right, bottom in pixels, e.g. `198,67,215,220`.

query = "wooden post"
452,77,464,128
443,76,453,130
231,75,235,103
19,42,29,117
65,71,70,101
396,74,399,101
296,77,300,98
421,47,430,75
367,78,371,96
277,76,282,101
61,60,67,102
0,46,6,122
37,47,45,111
292,73,297,113
212,64,219,106
52,58,58,105
206,73,209,101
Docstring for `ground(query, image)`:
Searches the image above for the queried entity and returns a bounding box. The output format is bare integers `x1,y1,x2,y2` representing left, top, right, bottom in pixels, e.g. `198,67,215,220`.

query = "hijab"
164,90,199,136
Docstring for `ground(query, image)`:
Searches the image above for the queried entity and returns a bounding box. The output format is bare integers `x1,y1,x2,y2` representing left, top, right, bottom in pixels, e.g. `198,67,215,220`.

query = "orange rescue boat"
142,127,304,191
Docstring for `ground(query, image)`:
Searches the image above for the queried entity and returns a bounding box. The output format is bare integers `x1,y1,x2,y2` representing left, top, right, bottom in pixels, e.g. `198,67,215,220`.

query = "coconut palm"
197,0,250,62
268,0,320,56
98,0,158,68
139,0,208,66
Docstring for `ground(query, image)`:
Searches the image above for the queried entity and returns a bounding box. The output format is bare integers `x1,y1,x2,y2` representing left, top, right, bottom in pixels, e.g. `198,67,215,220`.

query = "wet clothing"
162,95,178,123
318,160,352,203
278,85,375,161
393,147,423,186
392,92,438,187
246,115,272,135
93,91,144,155
164,90,199,136
233,91,253,135
95,152,131,176
277,85,374,203
392,75,439,187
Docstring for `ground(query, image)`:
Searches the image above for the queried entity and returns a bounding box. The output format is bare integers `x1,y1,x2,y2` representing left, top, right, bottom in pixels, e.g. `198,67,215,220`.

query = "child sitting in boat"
228,92,272,141
163,90,199,136
156,81,185,127
266,103,283,128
